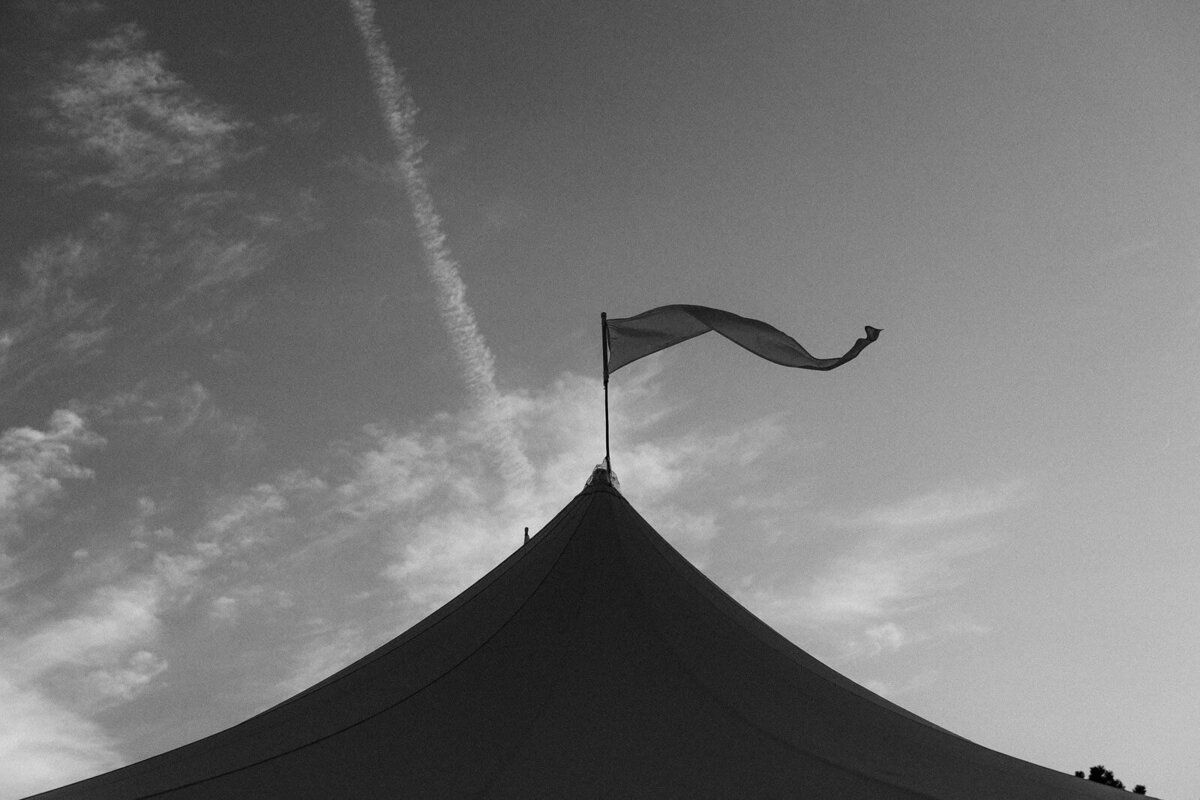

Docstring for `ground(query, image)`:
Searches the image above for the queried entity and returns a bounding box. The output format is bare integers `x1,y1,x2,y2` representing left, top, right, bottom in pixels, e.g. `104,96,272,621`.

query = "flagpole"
602,312,611,473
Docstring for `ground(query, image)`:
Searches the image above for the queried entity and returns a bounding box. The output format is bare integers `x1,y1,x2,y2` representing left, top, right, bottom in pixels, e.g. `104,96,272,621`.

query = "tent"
31,468,1126,798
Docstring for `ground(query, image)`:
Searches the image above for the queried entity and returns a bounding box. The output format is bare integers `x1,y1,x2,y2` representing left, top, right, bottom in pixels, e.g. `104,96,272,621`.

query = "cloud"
0,395,274,797
76,377,265,496
0,471,283,798
2,20,314,402
55,327,112,357
92,378,217,433
827,480,1028,532
0,191,295,400
810,481,1028,634
208,596,239,623
15,232,107,316
0,409,104,551
795,525,996,625
837,617,990,661
328,374,611,610
195,483,290,561
8,581,170,713
34,23,246,191
738,481,1026,665
275,627,370,697
856,622,908,656
0,674,123,800
11,585,160,678
862,669,941,699
335,369,777,610
0,577,172,799
1,229,115,395
80,650,168,704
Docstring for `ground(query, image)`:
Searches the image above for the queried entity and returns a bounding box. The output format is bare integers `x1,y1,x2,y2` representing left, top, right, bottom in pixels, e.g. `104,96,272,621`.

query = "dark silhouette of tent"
31,468,1131,798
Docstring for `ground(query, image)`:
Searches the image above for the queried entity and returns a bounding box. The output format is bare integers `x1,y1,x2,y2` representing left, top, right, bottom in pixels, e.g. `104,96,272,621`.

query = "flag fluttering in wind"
598,304,880,469
604,304,880,378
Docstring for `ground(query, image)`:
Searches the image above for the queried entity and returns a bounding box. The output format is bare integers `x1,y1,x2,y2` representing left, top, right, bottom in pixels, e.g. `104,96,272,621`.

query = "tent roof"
32,469,1126,799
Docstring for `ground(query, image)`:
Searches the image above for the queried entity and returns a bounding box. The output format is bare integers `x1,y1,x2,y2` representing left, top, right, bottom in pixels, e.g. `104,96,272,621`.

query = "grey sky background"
2,2,1197,797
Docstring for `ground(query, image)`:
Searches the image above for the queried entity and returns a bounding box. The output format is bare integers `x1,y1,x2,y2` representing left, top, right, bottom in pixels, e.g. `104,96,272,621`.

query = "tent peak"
584,459,621,493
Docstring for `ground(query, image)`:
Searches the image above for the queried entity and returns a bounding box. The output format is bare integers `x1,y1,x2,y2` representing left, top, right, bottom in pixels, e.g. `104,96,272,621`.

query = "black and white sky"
2,2,1198,797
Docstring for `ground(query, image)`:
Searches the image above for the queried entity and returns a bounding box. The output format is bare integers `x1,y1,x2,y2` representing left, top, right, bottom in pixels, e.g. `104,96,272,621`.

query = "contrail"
347,0,534,488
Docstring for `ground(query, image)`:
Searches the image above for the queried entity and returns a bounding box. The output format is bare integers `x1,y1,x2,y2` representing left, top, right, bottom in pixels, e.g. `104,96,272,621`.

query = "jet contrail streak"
347,0,534,488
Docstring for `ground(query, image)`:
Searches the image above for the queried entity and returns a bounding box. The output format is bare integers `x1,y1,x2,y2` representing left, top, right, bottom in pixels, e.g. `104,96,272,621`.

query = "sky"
1,1,1197,797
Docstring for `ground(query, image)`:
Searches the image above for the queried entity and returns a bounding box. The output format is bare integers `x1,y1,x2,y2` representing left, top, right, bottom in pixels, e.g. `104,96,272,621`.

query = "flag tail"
605,305,880,375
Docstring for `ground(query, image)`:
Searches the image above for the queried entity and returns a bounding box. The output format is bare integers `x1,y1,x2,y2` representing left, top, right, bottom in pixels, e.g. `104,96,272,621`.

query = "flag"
605,305,880,377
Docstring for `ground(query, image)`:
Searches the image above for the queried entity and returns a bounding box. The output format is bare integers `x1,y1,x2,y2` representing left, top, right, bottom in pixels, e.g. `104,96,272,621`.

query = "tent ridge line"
605,498,948,799
617,496,964,740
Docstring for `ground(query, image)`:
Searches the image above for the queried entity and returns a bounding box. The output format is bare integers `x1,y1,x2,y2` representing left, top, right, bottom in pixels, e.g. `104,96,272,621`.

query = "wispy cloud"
358,370,777,606
0,202,299,402
1,449,150,800
0,384,285,798
8,581,165,699
0,409,104,560
274,626,371,697
740,480,1027,669
346,0,535,489
2,17,314,404
1,229,113,395
1,409,103,604
796,525,996,625
0,565,181,799
33,23,246,191
862,669,941,700
0,674,123,799
837,617,990,661
826,480,1028,532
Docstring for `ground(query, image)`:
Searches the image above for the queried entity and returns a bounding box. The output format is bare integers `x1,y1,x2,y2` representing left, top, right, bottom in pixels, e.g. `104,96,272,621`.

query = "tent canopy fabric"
31,469,1125,799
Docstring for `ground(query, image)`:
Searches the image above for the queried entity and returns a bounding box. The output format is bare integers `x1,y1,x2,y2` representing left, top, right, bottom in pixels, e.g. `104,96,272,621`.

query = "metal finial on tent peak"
585,458,620,491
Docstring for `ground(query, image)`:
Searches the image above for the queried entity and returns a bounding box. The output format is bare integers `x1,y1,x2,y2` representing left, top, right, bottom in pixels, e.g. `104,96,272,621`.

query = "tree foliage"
1073,764,1146,794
